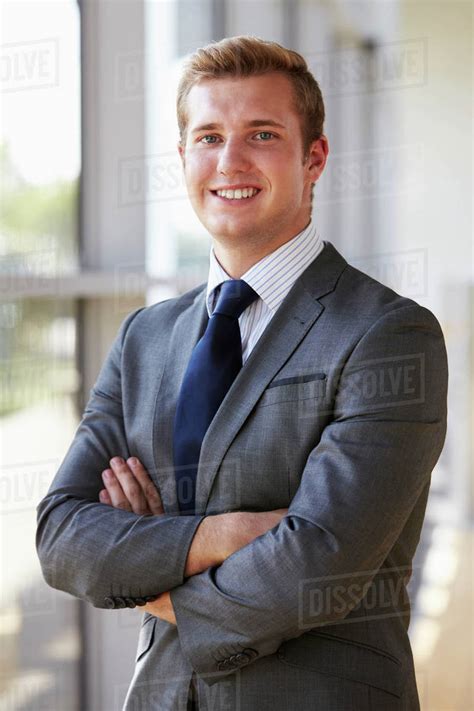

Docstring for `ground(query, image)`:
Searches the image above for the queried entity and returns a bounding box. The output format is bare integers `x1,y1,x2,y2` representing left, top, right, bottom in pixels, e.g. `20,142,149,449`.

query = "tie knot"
213,279,259,319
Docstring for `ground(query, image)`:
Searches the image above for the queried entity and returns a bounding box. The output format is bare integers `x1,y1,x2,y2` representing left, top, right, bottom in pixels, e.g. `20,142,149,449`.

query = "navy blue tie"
173,279,259,514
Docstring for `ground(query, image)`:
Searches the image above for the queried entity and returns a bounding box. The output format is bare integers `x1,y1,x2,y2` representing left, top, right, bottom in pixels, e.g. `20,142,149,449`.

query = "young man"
36,37,448,710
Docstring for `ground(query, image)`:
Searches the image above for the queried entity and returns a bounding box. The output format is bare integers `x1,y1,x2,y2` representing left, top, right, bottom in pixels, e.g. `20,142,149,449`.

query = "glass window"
0,0,80,273
0,2,81,708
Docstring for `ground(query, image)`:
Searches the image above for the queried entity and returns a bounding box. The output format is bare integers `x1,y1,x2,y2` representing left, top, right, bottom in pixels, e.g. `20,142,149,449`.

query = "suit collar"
299,239,348,300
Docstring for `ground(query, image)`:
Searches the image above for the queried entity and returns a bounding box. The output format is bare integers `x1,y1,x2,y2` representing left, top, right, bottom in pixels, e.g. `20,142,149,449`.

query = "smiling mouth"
210,188,262,202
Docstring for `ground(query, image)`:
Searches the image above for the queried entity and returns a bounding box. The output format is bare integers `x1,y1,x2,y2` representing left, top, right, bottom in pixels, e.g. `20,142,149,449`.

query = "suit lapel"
195,241,347,514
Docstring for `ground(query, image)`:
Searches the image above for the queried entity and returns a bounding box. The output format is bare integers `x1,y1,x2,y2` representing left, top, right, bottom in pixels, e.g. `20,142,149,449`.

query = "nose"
216,137,252,176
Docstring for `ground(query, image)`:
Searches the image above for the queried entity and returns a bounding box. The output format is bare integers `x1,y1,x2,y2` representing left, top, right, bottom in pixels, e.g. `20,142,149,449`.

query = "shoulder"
115,281,207,345
322,243,443,337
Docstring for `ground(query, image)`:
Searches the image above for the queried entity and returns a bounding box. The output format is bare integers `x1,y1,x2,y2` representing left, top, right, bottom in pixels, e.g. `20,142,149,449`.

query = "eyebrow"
191,119,287,134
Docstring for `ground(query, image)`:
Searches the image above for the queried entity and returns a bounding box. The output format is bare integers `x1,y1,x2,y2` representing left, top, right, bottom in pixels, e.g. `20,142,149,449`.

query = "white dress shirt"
206,220,325,364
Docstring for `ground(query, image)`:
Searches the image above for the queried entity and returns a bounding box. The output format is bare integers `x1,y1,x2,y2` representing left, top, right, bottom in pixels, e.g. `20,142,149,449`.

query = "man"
36,36,448,710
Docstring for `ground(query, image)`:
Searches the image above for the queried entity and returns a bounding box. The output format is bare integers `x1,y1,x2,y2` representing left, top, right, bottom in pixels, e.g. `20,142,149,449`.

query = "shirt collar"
206,219,321,317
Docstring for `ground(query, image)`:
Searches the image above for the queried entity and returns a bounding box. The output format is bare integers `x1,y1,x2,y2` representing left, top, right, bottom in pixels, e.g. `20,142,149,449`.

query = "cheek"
262,154,298,188
188,149,213,174
186,156,214,193
268,168,297,197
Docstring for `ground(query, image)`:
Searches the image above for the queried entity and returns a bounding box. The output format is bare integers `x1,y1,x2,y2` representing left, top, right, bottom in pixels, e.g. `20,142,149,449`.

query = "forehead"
185,72,299,128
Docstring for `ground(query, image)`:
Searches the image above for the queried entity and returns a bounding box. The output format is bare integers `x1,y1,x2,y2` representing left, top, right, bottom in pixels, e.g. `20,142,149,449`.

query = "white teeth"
216,187,258,200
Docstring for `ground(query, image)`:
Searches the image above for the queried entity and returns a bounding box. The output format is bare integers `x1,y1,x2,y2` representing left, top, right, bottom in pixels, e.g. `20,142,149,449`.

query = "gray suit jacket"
36,241,448,710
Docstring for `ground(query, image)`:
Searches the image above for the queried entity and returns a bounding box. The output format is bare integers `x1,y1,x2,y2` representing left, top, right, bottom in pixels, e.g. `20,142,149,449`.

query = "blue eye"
200,135,218,144
256,132,275,140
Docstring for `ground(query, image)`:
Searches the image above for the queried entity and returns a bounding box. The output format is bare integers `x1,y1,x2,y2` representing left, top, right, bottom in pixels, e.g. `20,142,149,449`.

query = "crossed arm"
98,455,287,623
35,307,286,616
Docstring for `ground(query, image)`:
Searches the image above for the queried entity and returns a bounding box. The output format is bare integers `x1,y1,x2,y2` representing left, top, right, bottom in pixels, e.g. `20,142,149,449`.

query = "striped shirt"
206,220,325,364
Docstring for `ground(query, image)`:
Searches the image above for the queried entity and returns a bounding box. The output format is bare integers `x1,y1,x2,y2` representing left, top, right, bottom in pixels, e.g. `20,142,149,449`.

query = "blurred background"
0,0,471,709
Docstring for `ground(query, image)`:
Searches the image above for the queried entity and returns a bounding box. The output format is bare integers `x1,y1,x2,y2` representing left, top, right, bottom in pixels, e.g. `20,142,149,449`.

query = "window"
1,2,81,708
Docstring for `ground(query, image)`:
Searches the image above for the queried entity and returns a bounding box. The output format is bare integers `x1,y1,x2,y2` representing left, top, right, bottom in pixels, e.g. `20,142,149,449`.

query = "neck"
212,219,312,279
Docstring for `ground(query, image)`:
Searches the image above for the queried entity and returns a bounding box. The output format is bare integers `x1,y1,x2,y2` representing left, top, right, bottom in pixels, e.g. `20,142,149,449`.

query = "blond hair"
176,35,325,159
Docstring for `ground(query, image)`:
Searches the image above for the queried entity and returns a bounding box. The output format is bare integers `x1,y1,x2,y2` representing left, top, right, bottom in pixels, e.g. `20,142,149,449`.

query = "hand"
143,591,176,625
99,457,174,622
99,457,164,515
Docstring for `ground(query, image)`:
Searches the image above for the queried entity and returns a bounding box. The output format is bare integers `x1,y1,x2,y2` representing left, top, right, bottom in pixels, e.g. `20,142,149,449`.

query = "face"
178,72,328,252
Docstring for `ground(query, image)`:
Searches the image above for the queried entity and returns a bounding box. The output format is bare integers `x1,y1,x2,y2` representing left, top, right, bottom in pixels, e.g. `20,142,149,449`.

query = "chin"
205,217,256,241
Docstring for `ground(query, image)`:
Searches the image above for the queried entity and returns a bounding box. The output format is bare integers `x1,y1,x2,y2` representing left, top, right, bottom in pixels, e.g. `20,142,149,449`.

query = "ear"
306,134,329,184
177,141,185,167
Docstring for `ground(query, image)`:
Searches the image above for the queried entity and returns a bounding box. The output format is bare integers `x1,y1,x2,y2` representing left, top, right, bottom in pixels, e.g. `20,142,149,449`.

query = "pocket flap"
260,374,327,407
266,372,327,388
278,631,404,698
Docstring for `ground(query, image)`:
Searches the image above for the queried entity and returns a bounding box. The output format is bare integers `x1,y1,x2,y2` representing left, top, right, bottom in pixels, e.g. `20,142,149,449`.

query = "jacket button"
115,596,127,609
104,597,116,609
124,597,136,608
233,652,249,664
243,647,258,660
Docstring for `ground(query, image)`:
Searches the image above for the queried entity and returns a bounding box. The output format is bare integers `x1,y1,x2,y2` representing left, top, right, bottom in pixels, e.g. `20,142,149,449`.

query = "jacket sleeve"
35,307,204,609
169,303,448,682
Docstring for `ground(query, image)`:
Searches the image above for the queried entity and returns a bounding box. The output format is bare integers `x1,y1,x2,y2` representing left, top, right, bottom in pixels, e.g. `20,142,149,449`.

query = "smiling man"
36,37,448,711
178,70,327,275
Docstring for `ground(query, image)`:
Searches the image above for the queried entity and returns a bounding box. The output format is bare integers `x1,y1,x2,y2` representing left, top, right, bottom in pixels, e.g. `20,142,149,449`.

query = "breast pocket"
259,372,327,407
